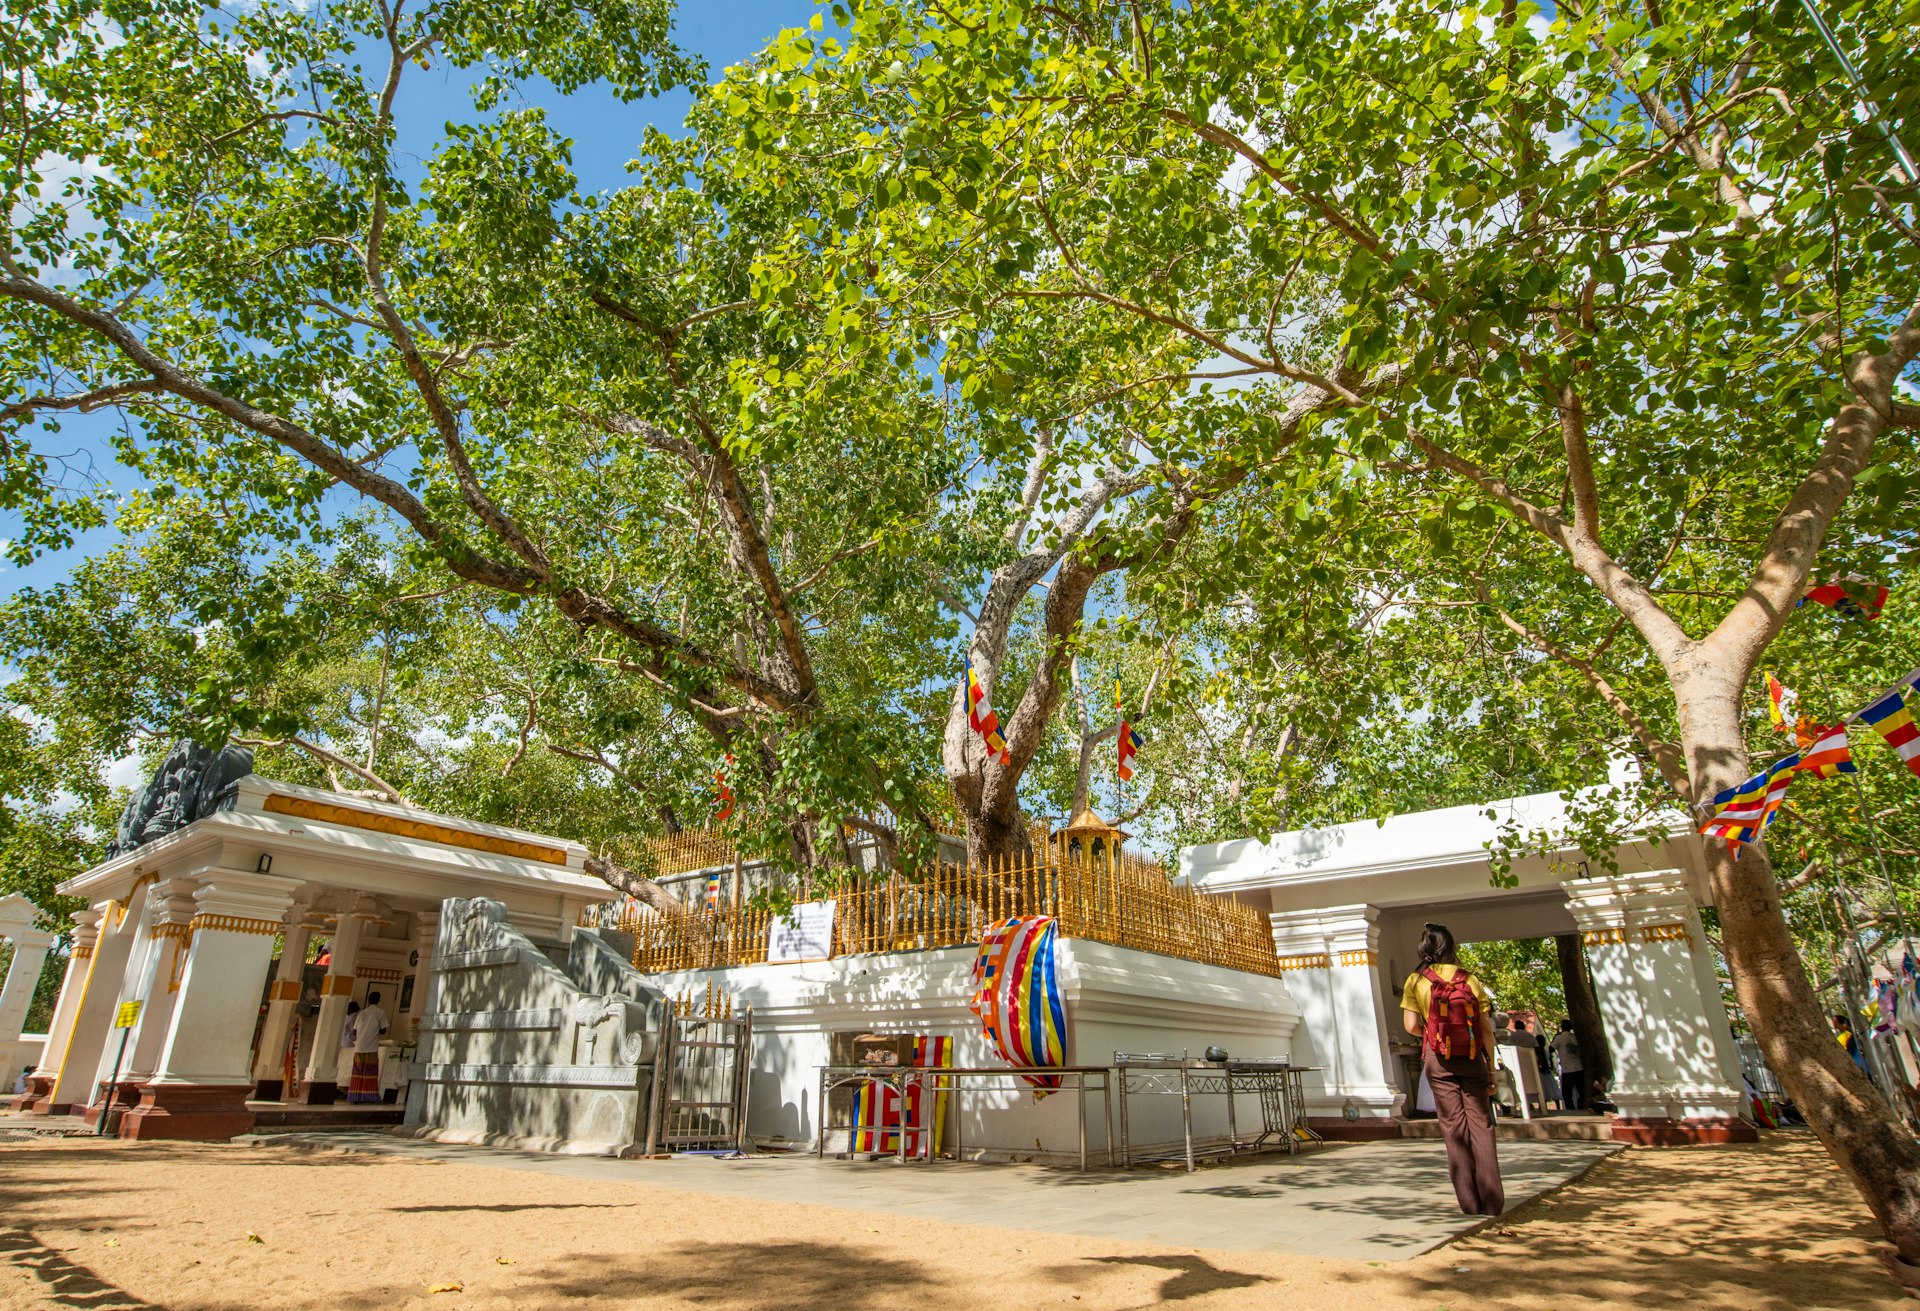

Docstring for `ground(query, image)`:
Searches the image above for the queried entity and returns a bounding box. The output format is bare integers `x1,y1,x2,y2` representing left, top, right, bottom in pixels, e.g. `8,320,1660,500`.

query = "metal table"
815,1064,1116,1171
1114,1052,1322,1172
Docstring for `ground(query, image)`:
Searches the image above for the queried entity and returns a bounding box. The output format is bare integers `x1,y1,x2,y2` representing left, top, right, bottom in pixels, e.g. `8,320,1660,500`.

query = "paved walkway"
251,1130,1622,1260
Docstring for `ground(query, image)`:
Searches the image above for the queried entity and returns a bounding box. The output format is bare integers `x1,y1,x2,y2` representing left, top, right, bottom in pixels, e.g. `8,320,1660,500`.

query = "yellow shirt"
1400,963,1491,1017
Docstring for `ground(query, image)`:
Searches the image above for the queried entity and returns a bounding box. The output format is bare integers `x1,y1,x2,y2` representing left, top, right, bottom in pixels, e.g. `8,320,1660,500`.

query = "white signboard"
768,900,836,964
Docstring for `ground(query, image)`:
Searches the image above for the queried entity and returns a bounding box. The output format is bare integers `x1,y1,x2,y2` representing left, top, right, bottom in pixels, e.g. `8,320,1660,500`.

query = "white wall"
643,940,1301,1163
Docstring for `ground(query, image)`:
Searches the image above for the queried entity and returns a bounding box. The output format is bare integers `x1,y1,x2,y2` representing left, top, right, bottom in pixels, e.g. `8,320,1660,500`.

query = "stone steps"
1401,1114,1614,1142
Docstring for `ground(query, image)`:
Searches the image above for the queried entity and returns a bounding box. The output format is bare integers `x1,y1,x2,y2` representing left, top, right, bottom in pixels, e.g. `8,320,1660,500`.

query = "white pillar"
121,880,202,1081
1566,870,1752,1143
22,909,100,1112
1269,905,1404,1132
251,905,313,1099
85,891,157,1119
122,871,297,1139
301,895,373,1102
49,894,145,1112
400,913,438,1043
0,895,55,1087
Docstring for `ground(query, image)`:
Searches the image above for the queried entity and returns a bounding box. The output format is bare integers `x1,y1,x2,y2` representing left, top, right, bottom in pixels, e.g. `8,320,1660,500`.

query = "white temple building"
1180,779,1754,1144
17,772,613,1138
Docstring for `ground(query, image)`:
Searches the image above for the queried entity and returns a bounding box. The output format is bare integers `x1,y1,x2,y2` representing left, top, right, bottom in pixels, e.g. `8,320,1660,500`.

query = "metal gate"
644,1009,754,1154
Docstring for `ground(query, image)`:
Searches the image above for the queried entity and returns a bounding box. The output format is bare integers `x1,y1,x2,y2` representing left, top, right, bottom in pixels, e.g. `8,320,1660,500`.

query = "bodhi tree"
0,0,970,901
761,0,1920,1274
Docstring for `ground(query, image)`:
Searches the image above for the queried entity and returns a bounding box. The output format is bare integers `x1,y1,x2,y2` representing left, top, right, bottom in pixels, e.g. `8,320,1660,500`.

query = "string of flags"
1700,665,1919,856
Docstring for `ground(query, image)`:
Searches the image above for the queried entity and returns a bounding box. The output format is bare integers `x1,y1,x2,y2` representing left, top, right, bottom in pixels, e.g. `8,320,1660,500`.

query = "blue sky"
0,0,819,600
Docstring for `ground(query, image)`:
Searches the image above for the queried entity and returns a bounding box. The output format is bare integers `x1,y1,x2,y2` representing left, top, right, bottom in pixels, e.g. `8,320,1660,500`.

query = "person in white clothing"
347,991,388,1103
1551,1019,1585,1111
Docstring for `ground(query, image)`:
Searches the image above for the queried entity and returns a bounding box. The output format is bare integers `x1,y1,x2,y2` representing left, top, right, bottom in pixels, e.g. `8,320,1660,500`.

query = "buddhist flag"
1767,674,1798,733
1699,755,1798,857
714,752,735,822
1800,579,1888,621
1114,679,1142,782
1118,724,1143,781
964,656,1011,764
1857,676,1920,777
1791,723,1857,779
704,873,721,912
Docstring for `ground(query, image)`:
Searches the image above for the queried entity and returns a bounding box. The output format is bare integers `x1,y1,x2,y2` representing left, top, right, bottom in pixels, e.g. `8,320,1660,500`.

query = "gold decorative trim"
321,975,357,997
264,793,567,866
1277,952,1332,971
113,873,159,927
269,979,303,1001
359,967,403,984
1337,949,1378,967
189,914,281,937
74,944,95,960
149,922,194,941
1640,922,1693,945
1582,928,1626,946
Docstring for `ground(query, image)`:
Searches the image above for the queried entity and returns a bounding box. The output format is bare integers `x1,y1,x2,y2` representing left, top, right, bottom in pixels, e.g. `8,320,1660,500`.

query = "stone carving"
573,994,651,1066
105,739,254,859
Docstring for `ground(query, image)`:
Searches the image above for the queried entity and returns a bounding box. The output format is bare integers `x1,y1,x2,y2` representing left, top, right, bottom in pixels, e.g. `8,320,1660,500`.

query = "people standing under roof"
346,991,388,1104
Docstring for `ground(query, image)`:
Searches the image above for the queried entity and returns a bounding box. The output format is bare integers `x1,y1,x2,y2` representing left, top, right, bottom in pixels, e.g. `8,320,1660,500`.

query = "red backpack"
1422,966,1481,1060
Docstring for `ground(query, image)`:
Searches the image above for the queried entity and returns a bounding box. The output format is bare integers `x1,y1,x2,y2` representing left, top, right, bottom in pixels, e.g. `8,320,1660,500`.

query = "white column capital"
4,925,56,953
1565,870,1698,943
189,871,299,927
1270,904,1380,961
149,879,201,927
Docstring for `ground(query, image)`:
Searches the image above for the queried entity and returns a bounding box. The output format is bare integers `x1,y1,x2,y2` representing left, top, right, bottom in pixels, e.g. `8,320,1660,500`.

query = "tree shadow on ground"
1087,1253,1270,1302
0,1224,162,1311
1367,1138,1896,1311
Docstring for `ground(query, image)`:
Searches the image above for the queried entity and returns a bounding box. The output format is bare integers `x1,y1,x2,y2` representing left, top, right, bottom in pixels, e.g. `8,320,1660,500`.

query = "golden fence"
593,844,1280,979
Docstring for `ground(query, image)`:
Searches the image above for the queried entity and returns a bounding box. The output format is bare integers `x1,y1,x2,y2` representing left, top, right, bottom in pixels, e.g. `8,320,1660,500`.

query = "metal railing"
592,842,1281,978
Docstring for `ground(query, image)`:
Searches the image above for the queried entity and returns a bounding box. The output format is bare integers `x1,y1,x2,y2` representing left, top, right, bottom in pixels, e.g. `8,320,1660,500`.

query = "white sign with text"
768,900,836,964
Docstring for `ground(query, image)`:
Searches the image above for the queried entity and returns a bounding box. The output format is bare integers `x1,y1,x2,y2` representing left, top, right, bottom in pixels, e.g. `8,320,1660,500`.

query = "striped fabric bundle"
969,915,1067,1093
852,1035,952,1156
1698,756,1798,857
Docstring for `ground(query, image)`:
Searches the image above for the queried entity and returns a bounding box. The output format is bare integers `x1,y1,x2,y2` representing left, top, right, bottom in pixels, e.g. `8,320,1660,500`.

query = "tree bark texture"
1554,931,1614,1091
1679,671,1920,1266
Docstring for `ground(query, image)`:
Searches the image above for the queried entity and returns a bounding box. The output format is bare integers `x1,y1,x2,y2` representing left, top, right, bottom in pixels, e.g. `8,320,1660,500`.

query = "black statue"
104,740,255,859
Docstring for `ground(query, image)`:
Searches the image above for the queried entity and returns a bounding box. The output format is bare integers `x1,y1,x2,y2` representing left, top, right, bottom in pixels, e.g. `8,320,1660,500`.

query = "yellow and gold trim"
359,967,403,984
1337,949,1378,967
321,974,357,997
268,979,303,1001
1276,952,1332,971
1640,922,1693,945
189,913,281,936
1582,927,1626,946
264,793,567,866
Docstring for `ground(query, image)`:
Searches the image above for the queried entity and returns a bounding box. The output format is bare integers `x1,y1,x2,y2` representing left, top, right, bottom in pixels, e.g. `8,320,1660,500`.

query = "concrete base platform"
249,1130,1625,1261
248,1101,404,1130
1402,1114,1615,1142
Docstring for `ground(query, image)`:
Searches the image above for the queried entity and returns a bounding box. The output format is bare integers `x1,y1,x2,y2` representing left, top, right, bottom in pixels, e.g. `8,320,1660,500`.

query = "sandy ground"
0,1131,1903,1311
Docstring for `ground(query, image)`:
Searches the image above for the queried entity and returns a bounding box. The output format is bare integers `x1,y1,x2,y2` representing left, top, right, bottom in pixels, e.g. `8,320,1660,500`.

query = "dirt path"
0,1131,1900,1310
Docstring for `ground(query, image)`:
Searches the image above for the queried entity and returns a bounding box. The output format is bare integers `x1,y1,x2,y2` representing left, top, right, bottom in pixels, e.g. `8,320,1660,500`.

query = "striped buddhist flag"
1767,673,1798,733
1858,679,1920,776
1118,723,1143,781
704,873,721,912
1792,723,1856,779
1800,579,1888,621
1699,755,1797,856
964,656,1011,764
968,916,1066,1093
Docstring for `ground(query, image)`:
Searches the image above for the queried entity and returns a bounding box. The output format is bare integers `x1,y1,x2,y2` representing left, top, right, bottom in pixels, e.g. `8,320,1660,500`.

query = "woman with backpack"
1400,922,1504,1215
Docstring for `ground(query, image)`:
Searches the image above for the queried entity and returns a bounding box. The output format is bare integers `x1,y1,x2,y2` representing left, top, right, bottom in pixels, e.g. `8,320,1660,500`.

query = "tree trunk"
1554,931,1614,1091
1679,668,1920,1266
